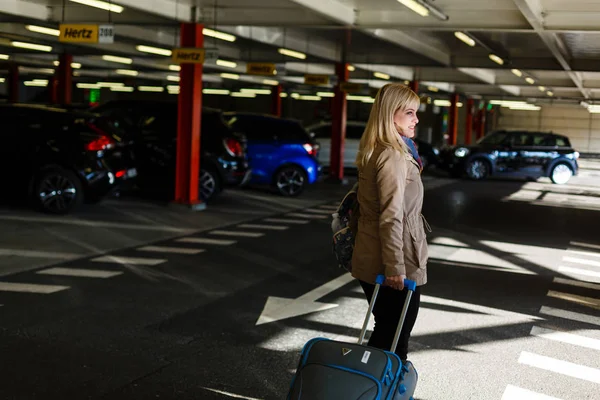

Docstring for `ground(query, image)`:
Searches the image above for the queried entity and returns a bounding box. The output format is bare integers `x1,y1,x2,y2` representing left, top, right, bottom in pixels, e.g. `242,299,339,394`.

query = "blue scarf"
402,137,423,171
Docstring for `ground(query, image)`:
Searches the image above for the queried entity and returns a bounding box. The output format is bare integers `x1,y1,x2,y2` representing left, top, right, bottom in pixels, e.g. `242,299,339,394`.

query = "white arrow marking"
256,273,354,325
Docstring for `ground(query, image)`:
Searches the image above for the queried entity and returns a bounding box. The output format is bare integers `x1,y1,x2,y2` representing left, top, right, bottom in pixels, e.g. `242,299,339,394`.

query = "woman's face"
393,105,419,138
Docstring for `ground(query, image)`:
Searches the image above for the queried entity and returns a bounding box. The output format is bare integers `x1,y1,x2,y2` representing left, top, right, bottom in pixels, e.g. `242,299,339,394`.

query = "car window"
277,120,310,142
478,131,511,145
227,116,275,141
555,136,570,147
140,108,177,139
309,124,330,139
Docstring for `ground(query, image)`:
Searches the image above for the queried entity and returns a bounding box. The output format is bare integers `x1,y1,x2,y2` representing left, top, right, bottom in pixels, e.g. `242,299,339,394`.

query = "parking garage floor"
0,170,599,400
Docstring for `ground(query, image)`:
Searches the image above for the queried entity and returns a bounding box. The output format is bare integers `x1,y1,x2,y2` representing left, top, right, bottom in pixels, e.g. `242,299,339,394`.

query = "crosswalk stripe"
553,277,600,291
286,213,328,219
176,237,236,246
540,306,600,327
0,248,78,259
263,218,309,225
210,230,264,238
571,241,600,251
36,267,123,279
559,266,600,280
518,351,600,384
92,255,167,266
501,384,563,400
563,256,600,268
138,246,205,255
304,209,334,215
547,290,600,310
567,250,600,258
531,326,600,351
237,224,288,231
0,282,69,294
318,205,339,211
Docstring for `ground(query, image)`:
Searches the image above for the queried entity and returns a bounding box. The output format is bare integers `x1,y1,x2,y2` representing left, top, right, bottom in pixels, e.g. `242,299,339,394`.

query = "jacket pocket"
405,214,429,269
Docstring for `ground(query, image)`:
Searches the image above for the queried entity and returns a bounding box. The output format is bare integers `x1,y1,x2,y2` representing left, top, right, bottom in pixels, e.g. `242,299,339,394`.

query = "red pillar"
330,62,349,181
409,80,419,93
9,63,19,103
49,76,58,104
271,84,282,117
477,102,487,140
448,93,459,146
174,22,204,209
57,53,72,105
465,98,474,145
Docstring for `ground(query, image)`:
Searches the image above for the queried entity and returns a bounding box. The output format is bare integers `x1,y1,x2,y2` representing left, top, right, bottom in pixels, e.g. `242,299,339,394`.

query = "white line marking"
501,384,563,400
553,277,600,291
138,246,205,255
36,267,123,279
540,306,600,327
263,218,309,225
210,230,264,238
567,250,600,258
559,266,600,279
547,290,600,310
304,208,335,215
175,237,236,246
0,249,78,259
0,215,190,233
518,351,600,384
531,326,600,351
571,241,600,251
201,387,263,400
0,282,69,294
286,213,328,219
92,255,167,266
563,256,600,268
237,224,288,231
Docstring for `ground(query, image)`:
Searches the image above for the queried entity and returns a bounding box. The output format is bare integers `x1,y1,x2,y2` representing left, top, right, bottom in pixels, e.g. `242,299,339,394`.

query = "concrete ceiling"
1,0,600,105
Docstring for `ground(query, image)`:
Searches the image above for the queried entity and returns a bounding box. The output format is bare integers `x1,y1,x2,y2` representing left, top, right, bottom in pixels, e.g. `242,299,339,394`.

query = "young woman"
351,83,429,362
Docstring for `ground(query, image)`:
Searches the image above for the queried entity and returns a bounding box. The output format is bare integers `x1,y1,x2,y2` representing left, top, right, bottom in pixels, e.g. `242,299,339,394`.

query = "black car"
439,130,580,184
91,100,251,201
413,138,440,170
0,103,137,214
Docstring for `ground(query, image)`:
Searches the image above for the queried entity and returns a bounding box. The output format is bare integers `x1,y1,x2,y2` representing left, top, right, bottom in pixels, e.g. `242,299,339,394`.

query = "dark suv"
439,130,579,184
91,100,251,201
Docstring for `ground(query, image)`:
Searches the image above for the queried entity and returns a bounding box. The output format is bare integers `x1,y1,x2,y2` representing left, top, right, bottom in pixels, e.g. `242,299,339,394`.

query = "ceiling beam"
512,0,589,99
0,0,49,21
287,0,355,26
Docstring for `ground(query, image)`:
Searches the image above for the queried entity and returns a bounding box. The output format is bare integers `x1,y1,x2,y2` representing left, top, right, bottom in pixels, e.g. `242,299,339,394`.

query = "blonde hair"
355,83,420,170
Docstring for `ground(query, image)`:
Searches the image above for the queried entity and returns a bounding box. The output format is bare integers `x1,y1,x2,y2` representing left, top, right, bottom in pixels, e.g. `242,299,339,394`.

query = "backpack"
331,183,359,272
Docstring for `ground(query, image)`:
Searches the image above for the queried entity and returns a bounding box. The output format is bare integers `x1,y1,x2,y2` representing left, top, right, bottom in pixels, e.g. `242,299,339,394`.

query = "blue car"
224,113,321,196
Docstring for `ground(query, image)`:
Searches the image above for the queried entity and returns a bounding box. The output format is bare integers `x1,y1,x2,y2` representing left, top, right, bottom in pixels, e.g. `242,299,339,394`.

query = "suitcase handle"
358,274,417,354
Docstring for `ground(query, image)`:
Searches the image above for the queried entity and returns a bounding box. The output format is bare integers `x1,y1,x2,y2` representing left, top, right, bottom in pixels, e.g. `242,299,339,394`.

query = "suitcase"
287,274,418,400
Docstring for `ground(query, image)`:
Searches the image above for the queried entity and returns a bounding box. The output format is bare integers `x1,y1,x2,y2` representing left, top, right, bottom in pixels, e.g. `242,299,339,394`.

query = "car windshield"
477,131,511,145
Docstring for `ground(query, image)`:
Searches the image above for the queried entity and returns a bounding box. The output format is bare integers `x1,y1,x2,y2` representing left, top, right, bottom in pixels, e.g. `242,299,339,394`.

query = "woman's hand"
385,275,407,291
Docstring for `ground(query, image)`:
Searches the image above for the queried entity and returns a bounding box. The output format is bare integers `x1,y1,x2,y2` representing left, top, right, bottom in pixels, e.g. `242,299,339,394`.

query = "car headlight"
432,147,440,155
454,147,470,158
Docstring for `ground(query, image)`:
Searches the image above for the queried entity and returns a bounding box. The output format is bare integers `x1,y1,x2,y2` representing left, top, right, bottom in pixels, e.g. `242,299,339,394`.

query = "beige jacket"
351,145,429,286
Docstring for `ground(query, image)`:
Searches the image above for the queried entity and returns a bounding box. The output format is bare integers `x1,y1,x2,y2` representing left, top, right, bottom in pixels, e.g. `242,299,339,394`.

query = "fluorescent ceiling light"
427,86,439,92
547,91,554,97
0,54,9,60
26,25,60,36
136,45,172,57
263,79,279,86
220,73,239,80
0,78,4,83
240,88,271,95
12,41,52,52
298,95,321,101
53,61,81,69
102,55,132,64
374,72,390,80
538,86,546,91
169,65,181,72
167,75,180,82
77,83,101,89
525,77,535,84
278,48,306,60
110,86,134,92
511,69,522,77
489,100,527,106
488,54,504,65
203,88,230,95
454,32,475,47
138,86,164,92
348,65,356,72
116,69,138,76
291,93,300,99
24,81,48,87
317,92,335,97
96,82,124,87
397,0,429,17
216,59,237,69
203,28,236,42
231,92,256,98
69,0,124,13
434,99,451,107
280,93,288,98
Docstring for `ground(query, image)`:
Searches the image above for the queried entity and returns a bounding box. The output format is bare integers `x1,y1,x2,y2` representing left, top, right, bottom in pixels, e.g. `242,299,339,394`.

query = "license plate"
127,168,138,178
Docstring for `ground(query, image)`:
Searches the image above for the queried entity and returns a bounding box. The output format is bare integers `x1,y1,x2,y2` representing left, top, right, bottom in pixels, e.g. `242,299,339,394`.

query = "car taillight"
224,138,243,157
85,123,115,151
303,143,318,157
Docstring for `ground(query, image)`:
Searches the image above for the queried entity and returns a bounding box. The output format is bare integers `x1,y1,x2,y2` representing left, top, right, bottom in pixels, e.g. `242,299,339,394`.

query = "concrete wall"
497,105,600,153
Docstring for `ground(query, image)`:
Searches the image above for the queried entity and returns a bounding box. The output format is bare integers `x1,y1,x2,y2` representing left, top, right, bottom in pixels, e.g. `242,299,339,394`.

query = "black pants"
359,280,421,361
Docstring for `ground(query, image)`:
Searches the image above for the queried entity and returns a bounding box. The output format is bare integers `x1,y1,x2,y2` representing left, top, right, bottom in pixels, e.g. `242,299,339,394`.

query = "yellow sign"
59,24,98,43
340,82,363,93
246,63,276,76
304,74,330,86
172,48,205,64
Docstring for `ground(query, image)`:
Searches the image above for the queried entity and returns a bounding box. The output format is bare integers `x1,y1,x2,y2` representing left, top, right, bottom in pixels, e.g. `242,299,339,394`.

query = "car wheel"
550,163,573,185
466,159,490,180
199,168,221,201
274,165,306,196
34,167,83,214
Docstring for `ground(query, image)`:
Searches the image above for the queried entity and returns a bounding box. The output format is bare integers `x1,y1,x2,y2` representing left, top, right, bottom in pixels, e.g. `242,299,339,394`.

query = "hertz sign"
59,24,114,43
